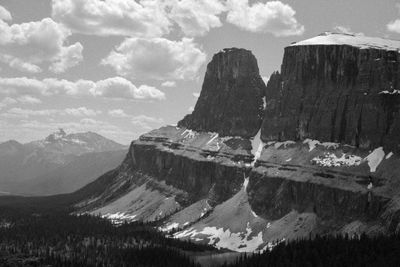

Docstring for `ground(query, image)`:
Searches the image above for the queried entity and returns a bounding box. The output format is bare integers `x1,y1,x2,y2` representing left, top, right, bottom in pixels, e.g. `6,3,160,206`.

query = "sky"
0,0,400,145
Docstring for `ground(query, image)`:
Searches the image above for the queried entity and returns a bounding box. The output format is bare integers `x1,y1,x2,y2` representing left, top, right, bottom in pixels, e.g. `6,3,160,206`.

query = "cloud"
188,106,194,112
387,4,400,34
0,97,17,109
0,54,42,73
0,76,165,100
167,0,226,36
0,14,83,73
52,0,171,37
226,0,304,36
131,115,164,130
64,107,101,116
93,77,166,100
1,108,60,118
108,109,129,118
1,106,101,118
192,92,200,97
102,37,206,80
161,81,177,87
0,95,41,109
0,5,11,21
17,95,42,104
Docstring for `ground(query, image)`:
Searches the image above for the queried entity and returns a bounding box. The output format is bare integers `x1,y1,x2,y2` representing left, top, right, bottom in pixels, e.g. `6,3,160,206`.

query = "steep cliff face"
262,32,400,152
76,42,400,252
179,48,266,138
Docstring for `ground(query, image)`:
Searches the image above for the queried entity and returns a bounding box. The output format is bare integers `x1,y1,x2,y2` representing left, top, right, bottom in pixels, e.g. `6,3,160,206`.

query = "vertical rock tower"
179,48,266,138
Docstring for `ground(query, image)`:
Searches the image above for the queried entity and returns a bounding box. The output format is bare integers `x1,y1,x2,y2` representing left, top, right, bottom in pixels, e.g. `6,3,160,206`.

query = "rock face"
179,48,266,138
262,32,400,152
75,40,400,252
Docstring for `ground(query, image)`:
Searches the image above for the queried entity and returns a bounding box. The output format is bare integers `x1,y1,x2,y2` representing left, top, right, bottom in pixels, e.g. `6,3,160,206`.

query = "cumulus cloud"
0,5,11,21
161,81,177,87
0,76,165,100
167,0,226,36
131,115,164,130
387,4,400,34
102,37,206,80
0,12,83,73
93,77,166,100
226,0,304,36
108,109,129,118
52,0,171,37
0,54,42,73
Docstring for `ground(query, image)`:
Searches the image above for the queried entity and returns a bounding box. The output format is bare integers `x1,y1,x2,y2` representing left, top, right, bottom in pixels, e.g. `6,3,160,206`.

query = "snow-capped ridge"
291,32,400,51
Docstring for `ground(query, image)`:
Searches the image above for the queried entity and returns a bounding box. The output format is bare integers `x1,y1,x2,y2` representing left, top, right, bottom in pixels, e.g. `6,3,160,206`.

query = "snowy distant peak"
45,128,67,142
291,32,400,51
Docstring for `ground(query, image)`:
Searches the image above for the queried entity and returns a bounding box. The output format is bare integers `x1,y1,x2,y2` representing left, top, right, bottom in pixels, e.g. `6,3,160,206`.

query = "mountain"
0,129,127,195
15,33,400,253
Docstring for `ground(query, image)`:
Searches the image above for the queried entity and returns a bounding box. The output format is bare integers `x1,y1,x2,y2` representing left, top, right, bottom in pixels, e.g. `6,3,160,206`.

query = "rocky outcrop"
179,48,266,138
262,32,400,152
75,41,400,251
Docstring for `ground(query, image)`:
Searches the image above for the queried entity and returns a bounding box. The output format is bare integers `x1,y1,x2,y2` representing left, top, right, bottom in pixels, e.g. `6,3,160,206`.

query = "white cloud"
1,108,60,118
192,92,200,97
93,77,166,100
0,76,165,100
0,97,17,109
0,54,42,74
102,37,206,80
131,115,164,130
64,107,101,117
108,109,129,118
167,0,226,36
226,0,304,36
17,95,42,104
0,15,83,73
0,5,11,21
161,81,177,87
1,107,101,118
52,0,171,38
387,4,400,34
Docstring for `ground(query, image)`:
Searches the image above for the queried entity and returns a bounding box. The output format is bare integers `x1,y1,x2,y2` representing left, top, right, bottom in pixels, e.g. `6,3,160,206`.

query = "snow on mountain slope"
291,32,400,50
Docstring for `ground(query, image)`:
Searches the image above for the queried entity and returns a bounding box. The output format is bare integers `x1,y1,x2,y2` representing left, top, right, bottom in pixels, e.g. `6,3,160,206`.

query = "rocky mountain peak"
178,47,266,138
45,128,67,142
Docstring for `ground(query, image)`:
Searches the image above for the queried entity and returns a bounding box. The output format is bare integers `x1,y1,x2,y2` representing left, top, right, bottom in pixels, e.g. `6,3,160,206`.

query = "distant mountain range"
0,129,128,196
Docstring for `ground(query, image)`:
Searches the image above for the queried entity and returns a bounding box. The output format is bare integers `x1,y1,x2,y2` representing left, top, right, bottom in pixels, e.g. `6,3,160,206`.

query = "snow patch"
181,129,196,139
303,139,339,151
386,152,394,159
365,147,385,172
159,222,179,232
102,212,137,225
291,32,400,51
207,133,219,145
251,210,258,218
243,176,249,190
274,141,296,149
251,129,264,166
174,225,264,252
312,152,362,167
379,90,400,95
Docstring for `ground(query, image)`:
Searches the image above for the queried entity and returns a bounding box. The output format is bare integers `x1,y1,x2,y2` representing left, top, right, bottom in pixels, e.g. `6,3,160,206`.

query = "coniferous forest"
2,200,400,266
